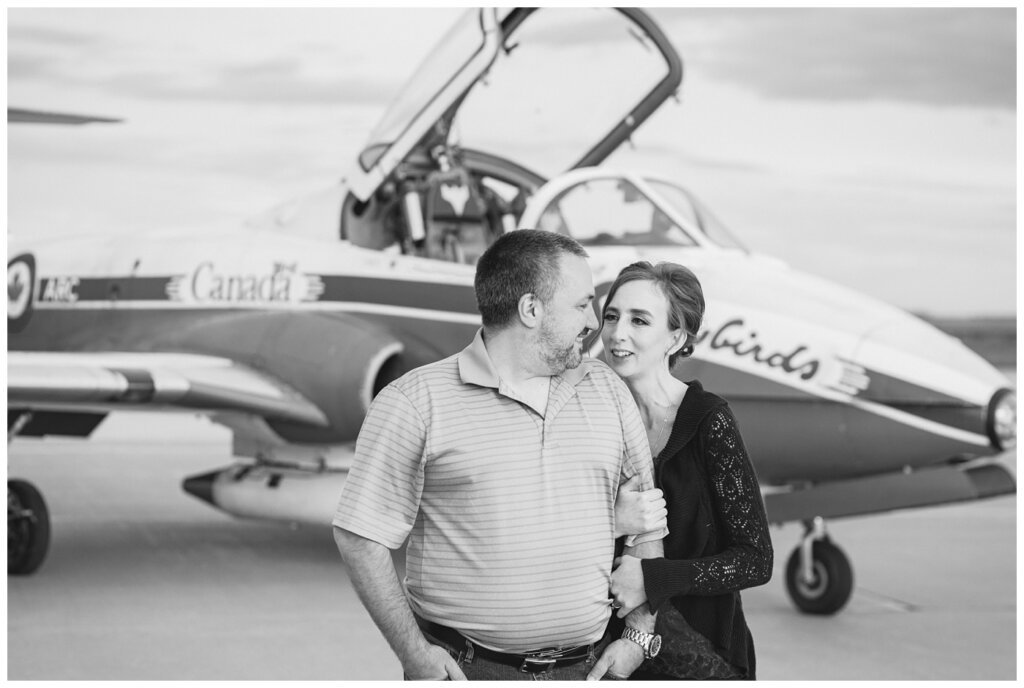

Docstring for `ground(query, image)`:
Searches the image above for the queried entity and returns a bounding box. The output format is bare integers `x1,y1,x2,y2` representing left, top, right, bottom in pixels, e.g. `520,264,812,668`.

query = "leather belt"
416,617,597,673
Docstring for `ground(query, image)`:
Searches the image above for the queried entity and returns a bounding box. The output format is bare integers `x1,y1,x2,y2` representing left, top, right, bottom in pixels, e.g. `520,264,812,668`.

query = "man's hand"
334,528,467,680
402,643,467,681
586,638,645,680
614,476,667,538
610,554,647,618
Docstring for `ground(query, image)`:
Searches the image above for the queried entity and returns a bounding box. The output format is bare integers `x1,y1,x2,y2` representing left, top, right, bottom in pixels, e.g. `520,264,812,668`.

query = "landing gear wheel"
8,479,50,575
785,537,853,615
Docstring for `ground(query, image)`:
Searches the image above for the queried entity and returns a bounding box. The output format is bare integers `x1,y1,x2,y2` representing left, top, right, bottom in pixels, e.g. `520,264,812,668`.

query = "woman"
604,261,773,680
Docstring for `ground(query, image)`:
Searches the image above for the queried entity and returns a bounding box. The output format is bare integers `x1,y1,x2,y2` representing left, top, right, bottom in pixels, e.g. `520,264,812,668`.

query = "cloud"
12,7,1014,112
653,8,1015,109
9,40,398,107
8,24,97,46
7,22,100,81
7,9,422,107
101,60,398,105
7,54,55,81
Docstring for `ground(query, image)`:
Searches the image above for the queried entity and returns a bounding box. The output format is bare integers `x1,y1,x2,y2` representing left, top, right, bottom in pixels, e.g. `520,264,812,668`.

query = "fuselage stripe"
35,274,479,313
30,299,482,324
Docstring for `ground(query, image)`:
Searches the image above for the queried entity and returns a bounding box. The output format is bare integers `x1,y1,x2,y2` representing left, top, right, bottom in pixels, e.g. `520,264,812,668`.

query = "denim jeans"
410,626,618,681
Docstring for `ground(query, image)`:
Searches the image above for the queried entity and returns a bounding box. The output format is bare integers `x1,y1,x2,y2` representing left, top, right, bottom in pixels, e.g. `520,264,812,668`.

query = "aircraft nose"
987,388,1016,451
798,313,1016,478
182,470,218,507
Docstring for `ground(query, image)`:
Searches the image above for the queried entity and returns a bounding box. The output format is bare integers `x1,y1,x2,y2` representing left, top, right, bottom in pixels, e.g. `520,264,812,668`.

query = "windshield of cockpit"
647,179,748,251
536,176,748,252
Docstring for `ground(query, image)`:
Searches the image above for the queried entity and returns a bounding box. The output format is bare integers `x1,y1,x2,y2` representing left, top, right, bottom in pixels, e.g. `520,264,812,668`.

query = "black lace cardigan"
640,380,773,679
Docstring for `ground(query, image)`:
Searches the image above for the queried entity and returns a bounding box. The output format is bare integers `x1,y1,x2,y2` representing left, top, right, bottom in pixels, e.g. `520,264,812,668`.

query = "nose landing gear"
784,516,853,615
8,479,50,575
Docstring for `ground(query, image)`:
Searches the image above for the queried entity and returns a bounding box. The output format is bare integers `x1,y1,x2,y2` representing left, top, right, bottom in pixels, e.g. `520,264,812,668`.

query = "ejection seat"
421,165,492,264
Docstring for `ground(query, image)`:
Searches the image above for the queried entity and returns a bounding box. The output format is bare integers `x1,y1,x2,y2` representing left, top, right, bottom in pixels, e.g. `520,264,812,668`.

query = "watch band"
621,626,662,659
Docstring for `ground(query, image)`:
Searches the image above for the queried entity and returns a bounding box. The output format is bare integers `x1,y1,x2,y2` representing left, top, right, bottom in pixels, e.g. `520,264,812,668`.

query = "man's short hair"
474,229,588,329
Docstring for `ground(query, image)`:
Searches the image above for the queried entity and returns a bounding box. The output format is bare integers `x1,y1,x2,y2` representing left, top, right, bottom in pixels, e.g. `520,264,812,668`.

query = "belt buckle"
520,655,557,673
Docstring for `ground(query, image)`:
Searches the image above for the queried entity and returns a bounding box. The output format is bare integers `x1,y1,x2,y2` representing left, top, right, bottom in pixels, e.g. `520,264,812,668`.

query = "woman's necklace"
647,407,676,457
636,379,687,458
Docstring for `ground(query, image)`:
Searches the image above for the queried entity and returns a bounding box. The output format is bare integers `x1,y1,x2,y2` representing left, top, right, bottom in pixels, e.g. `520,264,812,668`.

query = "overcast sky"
6,6,1017,317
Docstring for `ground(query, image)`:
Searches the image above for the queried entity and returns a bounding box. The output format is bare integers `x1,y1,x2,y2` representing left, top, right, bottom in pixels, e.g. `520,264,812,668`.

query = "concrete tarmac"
6,414,1017,680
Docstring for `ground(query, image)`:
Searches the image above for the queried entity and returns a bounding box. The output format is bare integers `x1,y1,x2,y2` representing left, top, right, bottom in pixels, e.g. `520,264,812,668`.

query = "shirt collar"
458,329,500,388
458,328,591,389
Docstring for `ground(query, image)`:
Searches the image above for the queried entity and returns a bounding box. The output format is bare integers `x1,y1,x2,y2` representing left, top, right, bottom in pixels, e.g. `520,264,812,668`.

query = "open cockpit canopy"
345,8,682,202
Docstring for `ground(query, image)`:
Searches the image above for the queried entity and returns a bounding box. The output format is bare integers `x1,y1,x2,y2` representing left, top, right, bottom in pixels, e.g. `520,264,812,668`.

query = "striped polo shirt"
333,329,664,653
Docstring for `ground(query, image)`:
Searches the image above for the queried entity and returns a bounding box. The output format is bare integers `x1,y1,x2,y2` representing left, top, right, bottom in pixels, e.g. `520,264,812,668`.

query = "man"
333,230,665,680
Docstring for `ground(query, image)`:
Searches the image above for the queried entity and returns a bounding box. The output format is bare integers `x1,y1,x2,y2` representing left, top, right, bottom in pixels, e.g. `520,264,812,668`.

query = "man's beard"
539,318,584,373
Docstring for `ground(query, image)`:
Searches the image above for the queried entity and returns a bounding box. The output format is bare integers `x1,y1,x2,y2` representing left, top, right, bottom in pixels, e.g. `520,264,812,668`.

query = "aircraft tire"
784,538,853,615
8,479,50,576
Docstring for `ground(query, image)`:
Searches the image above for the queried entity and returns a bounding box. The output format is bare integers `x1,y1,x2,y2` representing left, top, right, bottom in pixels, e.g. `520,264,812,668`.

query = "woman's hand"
614,476,667,537
610,554,647,618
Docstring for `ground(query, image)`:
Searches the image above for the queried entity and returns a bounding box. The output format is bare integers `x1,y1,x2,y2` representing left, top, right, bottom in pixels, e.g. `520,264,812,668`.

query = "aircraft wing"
763,456,1015,524
7,351,329,429
8,107,121,125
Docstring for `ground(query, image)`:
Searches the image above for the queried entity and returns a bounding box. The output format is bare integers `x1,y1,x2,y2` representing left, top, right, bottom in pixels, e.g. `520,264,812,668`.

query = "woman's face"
601,279,683,381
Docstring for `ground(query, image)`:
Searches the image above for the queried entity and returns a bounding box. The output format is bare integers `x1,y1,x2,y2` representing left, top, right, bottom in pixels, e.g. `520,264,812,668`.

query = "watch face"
649,635,662,658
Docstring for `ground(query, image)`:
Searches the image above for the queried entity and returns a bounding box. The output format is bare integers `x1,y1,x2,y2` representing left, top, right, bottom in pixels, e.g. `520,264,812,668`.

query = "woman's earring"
668,332,685,358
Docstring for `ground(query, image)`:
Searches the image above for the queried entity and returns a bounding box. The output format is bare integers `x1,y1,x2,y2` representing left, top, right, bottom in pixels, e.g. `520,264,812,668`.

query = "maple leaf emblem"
8,272,24,303
7,256,35,324
439,183,470,216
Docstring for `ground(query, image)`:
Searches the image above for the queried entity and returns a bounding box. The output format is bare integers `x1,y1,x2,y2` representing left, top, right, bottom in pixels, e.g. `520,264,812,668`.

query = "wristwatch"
622,627,662,659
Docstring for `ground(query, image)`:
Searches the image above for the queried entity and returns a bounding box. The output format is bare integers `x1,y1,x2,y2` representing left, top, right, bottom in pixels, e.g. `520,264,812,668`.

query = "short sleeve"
332,383,428,549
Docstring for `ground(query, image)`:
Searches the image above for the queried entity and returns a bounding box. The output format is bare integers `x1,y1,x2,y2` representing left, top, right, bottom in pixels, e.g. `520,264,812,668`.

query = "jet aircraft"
7,7,1016,616
7,107,122,125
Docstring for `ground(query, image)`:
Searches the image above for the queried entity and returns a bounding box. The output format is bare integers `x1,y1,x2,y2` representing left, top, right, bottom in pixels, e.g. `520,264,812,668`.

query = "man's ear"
518,293,542,328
